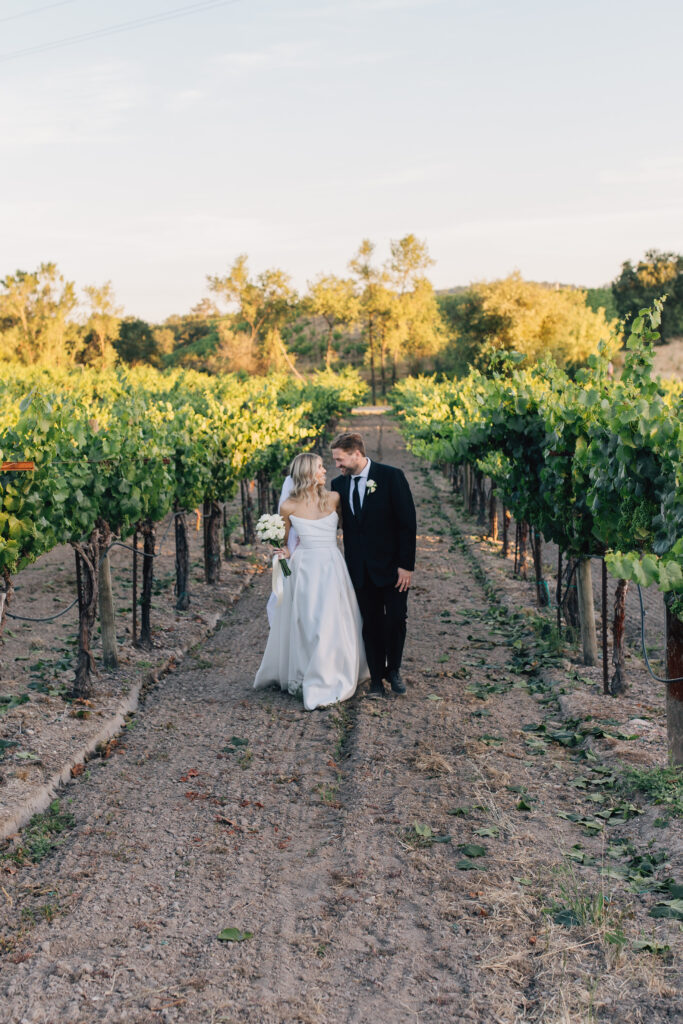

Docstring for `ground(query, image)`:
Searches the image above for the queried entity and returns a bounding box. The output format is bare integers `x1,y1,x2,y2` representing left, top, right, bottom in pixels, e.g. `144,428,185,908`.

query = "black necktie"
352,476,362,517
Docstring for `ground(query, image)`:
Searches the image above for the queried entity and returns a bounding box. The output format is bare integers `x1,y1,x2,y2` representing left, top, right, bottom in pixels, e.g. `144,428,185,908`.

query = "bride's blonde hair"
289,453,329,512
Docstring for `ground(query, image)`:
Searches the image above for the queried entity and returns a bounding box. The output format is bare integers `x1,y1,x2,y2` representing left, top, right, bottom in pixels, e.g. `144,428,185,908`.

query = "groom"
331,431,417,696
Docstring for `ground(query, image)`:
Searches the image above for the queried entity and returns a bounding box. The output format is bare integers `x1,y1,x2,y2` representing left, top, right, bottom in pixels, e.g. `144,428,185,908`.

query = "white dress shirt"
351,458,372,512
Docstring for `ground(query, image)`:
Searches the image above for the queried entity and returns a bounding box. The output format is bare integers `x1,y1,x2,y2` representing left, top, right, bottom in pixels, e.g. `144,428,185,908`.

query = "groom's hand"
395,568,412,592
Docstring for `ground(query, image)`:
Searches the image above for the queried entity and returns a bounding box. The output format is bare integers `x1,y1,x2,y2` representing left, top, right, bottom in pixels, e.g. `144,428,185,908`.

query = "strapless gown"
254,512,369,710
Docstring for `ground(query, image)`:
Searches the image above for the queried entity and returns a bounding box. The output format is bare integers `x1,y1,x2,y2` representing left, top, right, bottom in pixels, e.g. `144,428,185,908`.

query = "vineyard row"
0,365,367,695
390,302,683,762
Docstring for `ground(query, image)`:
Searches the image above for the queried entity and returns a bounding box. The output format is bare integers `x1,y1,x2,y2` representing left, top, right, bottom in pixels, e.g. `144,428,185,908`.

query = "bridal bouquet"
256,513,292,577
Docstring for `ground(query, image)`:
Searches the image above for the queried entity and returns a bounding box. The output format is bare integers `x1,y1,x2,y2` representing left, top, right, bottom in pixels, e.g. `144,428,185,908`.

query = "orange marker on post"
1,462,35,471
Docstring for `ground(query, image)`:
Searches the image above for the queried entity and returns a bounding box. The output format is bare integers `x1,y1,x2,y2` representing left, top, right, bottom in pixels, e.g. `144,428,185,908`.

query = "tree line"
1,244,681,394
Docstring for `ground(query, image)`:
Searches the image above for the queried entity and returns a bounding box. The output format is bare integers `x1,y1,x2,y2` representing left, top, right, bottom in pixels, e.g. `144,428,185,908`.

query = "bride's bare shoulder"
328,490,341,507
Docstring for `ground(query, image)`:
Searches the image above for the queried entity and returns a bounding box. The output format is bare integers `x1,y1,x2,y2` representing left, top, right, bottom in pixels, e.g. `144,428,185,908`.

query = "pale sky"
2,0,682,321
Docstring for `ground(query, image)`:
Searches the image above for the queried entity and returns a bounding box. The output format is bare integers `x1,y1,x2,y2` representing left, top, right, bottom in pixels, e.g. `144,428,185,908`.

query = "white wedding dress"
253,512,369,711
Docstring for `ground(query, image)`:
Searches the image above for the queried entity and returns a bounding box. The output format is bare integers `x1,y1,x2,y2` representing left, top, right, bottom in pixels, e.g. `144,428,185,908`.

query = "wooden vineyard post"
132,528,138,646
240,479,256,546
257,470,270,517
139,519,155,648
452,464,459,494
576,558,598,666
517,522,529,579
601,559,608,694
175,506,191,610
610,579,629,695
203,499,222,584
223,505,236,560
98,520,118,669
461,464,469,509
665,602,683,766
488,489,498,542
240,481,247,542
71,528,101,699
532,530,548,607
562,558,580,636
476,474,487,530
556,550,563,636
501,506,511,559
468,468,477,516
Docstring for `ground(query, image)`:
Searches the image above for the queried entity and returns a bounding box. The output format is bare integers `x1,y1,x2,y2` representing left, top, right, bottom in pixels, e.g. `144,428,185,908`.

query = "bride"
253,452,369,710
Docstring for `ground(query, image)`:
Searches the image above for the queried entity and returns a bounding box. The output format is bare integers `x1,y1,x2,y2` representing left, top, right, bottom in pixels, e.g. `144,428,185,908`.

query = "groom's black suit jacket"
331,460,417,589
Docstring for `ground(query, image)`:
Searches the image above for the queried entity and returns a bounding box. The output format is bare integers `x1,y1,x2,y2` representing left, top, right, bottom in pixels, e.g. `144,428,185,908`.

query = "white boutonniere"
366,479,377,494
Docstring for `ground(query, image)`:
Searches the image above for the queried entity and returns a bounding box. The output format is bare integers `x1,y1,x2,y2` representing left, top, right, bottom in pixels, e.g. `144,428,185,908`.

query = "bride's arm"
331,490,342,528
279,476,299,554
279,502,293,557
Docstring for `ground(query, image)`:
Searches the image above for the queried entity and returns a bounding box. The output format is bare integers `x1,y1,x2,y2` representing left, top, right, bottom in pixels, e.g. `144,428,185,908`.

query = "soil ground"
0,414,680,1024
0,501,260,839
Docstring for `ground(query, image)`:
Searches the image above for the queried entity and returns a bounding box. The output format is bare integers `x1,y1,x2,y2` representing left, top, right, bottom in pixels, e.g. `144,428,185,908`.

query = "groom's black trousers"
355,575,408,683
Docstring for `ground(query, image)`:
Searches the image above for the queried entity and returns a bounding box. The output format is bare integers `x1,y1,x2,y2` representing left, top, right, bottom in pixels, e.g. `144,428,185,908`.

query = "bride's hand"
274,546,290,558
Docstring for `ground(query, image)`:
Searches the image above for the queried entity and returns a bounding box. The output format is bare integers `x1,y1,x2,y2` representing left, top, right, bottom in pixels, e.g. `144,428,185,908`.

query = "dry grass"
412,749,454,776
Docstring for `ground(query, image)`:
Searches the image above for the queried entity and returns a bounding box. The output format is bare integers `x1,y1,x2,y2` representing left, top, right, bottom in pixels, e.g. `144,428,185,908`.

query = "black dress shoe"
388,670,407,694
368,680,386,697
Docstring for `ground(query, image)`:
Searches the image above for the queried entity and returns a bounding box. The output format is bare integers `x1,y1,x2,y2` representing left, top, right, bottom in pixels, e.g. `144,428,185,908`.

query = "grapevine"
0,365,367,691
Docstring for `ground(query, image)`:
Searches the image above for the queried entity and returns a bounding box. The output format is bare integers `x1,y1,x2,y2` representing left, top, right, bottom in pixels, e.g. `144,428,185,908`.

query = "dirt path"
0,416,680,1024
0,495,258,840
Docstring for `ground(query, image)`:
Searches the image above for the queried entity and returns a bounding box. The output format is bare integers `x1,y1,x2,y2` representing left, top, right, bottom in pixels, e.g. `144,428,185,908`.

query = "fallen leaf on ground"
217,927,253,942
459,844,486,858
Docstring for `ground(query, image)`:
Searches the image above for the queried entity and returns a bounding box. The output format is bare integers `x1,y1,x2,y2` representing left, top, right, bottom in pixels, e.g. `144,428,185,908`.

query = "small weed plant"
2,800,75,866
618,765,683,818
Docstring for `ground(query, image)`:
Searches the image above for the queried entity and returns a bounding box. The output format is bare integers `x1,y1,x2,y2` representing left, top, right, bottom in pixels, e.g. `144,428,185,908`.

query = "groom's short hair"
330,431,365,456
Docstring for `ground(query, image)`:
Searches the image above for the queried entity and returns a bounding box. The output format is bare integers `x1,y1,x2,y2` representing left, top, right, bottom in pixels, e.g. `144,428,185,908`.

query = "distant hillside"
653,337,683,379
437,281,610,295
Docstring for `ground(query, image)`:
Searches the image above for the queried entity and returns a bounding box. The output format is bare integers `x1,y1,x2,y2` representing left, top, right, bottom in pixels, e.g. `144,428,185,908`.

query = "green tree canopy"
207,254,298,372
115,317,158,365
348,235,447,397
80,281,122,367
612,249,683,341
305,274,360,369
585,286,617,321
0,263,79,365
439,274,617,374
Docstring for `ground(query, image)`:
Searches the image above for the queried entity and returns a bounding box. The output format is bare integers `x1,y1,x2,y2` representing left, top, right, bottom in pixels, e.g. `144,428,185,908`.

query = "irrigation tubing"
4,509,193,623
6,597,78,623
637,585,683,685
